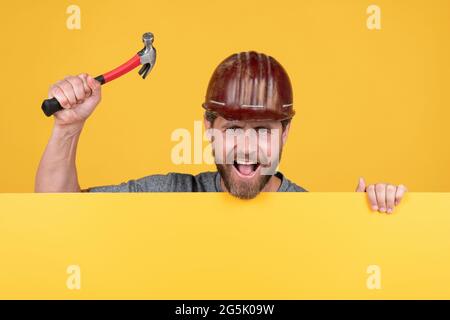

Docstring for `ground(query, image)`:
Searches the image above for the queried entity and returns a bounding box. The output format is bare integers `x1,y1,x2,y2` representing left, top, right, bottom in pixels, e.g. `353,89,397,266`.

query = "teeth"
236,160,257,165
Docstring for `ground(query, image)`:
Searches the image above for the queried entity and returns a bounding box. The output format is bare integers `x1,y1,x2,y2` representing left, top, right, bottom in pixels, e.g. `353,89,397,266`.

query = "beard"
216,163,272,199
211,131,284,199
215,145,283,200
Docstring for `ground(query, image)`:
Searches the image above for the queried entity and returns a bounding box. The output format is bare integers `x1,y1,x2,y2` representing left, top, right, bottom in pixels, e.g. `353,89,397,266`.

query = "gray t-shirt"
86,171,307,193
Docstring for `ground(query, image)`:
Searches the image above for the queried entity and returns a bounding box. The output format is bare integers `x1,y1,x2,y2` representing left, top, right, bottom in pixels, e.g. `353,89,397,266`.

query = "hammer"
41,32,156,117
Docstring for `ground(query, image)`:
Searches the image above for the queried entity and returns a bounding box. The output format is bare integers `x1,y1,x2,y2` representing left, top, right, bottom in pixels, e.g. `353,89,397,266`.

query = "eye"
255,127,271,133
223,126,240,134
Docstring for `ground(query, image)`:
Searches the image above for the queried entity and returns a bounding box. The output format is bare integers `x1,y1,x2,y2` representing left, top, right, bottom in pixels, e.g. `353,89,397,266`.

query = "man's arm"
35,74,101,192
35,123,83,192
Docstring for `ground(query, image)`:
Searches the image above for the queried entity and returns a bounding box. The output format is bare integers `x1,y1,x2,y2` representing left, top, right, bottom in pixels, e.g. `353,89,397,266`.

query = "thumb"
355,177,366,192
87,76,101,95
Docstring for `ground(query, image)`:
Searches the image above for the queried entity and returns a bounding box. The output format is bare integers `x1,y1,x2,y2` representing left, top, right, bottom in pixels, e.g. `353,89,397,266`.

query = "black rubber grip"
41,97,63,117
41,75,105,117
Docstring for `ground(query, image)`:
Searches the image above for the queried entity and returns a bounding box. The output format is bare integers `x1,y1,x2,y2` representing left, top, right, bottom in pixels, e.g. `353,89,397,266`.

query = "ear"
203,115,212,130
281,121,291,146
204,115,214,143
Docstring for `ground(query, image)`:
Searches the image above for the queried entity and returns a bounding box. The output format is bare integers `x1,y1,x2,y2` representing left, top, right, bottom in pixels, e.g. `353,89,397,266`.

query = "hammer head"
138,32,156,79
142,32,154,49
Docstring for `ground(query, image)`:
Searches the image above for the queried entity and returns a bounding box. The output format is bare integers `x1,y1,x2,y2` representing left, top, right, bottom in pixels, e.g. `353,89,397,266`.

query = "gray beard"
216,164,272,199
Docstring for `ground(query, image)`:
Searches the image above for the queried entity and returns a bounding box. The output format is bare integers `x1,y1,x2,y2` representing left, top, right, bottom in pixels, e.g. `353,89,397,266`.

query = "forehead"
213,116,281,128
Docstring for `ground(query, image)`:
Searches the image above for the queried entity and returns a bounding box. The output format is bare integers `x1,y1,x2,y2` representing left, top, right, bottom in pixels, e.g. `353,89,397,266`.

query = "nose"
233,129,259,163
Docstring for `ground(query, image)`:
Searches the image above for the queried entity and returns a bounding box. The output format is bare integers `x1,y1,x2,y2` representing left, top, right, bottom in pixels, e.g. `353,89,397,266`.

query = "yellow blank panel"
0,193,449,299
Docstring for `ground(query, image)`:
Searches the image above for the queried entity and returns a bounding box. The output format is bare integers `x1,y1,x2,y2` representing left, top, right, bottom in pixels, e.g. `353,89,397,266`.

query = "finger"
48,85,71,109
55,79,77,106
366,184,378,211
78,73,93,97
355,177,366,192
65,76,86,103
375,183,387,213
395,184,407,205
386,184,396,214
87,75,101,97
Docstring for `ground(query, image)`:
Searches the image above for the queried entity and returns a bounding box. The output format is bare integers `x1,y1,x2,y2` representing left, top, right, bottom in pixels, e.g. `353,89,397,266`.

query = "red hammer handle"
41,54,142,117
96,54,141,84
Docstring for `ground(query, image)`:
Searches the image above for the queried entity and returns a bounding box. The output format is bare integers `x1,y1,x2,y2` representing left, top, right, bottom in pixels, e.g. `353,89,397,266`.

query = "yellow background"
1,192,449,299
0,0,449,192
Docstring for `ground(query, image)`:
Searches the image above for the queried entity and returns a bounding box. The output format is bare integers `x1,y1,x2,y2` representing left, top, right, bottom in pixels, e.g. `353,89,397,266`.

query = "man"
35,51,407,213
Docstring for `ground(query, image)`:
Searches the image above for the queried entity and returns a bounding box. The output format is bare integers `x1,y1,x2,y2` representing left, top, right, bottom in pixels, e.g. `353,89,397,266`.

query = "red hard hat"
202,51,295,121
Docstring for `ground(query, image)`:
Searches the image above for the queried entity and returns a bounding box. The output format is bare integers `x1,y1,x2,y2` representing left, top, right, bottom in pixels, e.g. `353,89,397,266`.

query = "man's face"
204,115,290,199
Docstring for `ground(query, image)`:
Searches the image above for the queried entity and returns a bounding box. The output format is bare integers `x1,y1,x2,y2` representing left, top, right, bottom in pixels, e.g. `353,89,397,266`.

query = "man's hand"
48,74,101,127
355,177,407,213
35,74,101,193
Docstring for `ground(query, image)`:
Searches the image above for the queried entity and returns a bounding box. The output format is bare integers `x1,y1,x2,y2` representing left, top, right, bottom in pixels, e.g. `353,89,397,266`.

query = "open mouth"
232,160,261,178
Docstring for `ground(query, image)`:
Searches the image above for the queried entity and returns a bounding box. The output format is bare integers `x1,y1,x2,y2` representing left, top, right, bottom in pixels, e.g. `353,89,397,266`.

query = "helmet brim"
202,103,294,122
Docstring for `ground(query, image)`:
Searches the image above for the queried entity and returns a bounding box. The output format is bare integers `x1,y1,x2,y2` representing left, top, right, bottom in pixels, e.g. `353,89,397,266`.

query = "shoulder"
88,171,218,192
286,181,308,192
276,172,308,192
193,171,220,191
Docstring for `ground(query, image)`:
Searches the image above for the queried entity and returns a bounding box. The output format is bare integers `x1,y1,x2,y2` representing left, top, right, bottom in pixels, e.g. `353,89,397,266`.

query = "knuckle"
375,183,385,192
52,86,63,97
73,79,83,88
70,76,83,87
74,76,83,85
57,97,69,107
77,86,86,96
63,77,75,85
55,80,65,87
59,99,69,107
59,80,71,90
386,184,396,192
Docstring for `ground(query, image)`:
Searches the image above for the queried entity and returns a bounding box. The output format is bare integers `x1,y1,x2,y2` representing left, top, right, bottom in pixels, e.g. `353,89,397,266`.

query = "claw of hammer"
138,63,151,79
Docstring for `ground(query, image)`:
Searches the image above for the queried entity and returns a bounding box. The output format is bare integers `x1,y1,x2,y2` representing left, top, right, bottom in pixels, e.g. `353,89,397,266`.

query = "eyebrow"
223,123,274,129
223,122,245,128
